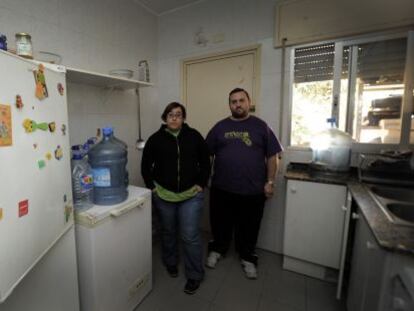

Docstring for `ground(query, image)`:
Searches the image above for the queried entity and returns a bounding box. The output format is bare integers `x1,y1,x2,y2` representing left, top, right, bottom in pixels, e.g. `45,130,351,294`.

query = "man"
205,88,283,279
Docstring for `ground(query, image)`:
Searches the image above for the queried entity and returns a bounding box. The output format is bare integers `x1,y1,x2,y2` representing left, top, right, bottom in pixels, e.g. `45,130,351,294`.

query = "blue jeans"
153,191,205,281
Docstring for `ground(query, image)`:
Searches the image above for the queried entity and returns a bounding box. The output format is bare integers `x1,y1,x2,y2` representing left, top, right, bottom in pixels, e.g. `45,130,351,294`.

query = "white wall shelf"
66,67,153,90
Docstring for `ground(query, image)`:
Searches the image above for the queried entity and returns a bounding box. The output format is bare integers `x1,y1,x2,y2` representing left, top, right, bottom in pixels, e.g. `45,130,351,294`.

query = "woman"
141,102,210,295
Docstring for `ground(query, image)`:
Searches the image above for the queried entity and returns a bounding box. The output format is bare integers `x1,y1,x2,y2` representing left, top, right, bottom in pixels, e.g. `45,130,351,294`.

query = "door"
182,47,260,137
284,180,347,268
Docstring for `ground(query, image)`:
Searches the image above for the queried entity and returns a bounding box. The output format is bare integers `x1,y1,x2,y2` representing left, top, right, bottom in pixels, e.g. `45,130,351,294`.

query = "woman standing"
141,102,210,295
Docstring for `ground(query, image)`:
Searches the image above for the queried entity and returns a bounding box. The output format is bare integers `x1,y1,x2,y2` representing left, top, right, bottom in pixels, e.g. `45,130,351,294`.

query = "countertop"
285,163,414,255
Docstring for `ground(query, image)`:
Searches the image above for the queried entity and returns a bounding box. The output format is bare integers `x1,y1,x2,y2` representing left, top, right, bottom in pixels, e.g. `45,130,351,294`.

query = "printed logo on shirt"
224,131,252,146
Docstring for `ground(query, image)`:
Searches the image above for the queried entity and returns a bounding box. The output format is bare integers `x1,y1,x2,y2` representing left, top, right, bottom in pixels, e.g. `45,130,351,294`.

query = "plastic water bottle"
88,127,128,205
71,146,94,210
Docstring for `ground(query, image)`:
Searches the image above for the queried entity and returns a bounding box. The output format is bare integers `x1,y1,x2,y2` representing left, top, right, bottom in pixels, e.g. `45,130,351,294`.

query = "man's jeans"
153,191,205,281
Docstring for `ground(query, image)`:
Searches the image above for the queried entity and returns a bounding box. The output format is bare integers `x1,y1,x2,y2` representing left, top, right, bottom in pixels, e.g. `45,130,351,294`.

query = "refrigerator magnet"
54,145,63,160
45,152,52,160
48,122,56,132
23,118,48,133
34,64,48,100
15,95,23,109
57,83,64,95
63,194,67,202
0,104,12,146
64,204,73,223
18,200,29,217
0,208,3,221
61,124,66,135
38,159,46,169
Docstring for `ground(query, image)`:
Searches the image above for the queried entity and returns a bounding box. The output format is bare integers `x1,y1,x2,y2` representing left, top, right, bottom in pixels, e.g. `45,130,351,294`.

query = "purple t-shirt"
206,116,283,195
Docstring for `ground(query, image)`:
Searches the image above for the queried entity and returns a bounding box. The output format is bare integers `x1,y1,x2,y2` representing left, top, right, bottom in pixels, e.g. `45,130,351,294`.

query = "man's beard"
231,109,248,119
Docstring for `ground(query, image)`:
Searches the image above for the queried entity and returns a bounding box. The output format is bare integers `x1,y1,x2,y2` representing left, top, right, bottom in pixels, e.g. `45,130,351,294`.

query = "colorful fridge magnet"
45,152,52,160
57,83,64,95
34,64,48,100
15,95,23,109
55,145,63,160
33,143,38,149
48,122,56,132
0,208,3,221
0,104,12,146
61,124,66,135
38,159,46,169
23,118,49,133
18,199,29,217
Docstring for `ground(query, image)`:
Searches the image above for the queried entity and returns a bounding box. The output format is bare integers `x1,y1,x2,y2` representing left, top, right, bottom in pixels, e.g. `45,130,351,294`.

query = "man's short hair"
228,88,250,104
161,102,187,121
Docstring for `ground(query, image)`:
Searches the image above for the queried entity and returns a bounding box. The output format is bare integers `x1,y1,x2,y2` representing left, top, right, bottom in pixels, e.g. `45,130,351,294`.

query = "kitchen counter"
285,163,414,255
284,162,358,185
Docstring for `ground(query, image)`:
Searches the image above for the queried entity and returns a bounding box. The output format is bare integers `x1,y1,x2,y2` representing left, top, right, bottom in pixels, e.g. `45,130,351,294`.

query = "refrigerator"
0,50,79,309
75,186,152,311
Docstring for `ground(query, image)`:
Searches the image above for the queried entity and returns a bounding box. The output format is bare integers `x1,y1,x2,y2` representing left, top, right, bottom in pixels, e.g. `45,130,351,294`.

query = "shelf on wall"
66,67,153,90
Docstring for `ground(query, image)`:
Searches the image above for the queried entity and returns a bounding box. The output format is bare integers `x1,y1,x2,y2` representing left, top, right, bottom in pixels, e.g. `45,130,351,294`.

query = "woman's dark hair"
161,102,187,122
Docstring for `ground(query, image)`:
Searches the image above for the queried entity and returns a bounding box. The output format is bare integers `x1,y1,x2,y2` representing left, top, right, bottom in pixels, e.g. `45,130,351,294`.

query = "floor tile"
306,277,346,311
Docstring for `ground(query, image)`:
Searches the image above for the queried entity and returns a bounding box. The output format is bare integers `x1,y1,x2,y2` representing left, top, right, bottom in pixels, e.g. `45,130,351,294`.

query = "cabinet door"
363,219,388,311
346,209,369,311
284,180,347,268
347,207,388,311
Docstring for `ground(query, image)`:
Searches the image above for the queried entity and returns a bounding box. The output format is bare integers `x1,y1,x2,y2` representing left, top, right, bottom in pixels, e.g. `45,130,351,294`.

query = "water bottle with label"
88,127,128,205
71,146,94,210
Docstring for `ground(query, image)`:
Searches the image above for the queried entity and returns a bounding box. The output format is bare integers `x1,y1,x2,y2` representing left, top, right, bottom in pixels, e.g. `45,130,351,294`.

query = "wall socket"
128,273,150,298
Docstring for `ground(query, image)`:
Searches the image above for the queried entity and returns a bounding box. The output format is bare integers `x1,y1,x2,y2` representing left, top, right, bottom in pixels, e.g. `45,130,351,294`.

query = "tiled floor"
135,234,347,311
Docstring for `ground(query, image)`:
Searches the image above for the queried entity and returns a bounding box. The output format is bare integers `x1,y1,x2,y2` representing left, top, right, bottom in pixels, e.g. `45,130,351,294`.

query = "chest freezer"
75,186,152,311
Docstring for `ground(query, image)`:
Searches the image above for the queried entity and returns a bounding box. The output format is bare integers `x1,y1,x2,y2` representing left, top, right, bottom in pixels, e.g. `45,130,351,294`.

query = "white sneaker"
206,251,221,269
241,260,258,279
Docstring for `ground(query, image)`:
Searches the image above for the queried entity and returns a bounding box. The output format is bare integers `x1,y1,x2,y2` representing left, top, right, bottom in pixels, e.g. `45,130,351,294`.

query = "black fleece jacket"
141,123,210,192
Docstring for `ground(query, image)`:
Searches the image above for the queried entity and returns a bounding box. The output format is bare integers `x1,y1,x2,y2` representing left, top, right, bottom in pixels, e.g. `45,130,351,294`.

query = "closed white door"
182,48,260,137
284,180,347,268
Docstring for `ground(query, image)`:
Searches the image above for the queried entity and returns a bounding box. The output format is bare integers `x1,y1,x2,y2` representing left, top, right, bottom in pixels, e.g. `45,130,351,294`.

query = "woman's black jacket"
141,123,210,192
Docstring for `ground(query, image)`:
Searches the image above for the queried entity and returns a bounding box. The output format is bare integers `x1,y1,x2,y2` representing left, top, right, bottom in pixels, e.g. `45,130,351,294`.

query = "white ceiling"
135,0,204,16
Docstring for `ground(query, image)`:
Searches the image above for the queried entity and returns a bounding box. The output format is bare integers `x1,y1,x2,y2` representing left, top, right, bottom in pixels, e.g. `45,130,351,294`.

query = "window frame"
286,30,414,152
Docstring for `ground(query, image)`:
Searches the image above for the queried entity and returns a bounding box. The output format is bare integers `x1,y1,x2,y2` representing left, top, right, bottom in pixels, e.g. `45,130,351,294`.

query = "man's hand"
264,182,274,198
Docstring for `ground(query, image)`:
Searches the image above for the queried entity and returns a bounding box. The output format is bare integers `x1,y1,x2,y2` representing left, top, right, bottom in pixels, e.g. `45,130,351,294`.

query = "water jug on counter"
71,146,94,210
310,118,354,173
88,127,129,205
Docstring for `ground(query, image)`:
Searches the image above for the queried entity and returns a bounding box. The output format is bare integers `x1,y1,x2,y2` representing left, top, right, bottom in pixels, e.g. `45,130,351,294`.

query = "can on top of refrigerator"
15,32,33,59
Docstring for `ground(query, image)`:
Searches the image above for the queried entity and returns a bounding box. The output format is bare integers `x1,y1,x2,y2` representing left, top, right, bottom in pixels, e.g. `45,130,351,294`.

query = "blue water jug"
88,127,128,205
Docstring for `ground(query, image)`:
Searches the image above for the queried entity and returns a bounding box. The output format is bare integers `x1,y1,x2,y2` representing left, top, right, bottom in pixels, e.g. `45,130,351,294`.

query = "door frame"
181,45,261,114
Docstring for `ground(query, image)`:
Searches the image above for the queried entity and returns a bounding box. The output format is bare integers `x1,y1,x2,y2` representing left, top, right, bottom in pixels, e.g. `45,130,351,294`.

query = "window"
290,33,414,147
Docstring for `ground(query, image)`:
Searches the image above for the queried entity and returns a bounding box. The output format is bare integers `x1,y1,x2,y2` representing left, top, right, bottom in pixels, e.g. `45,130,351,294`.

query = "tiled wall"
157,0,287,253
0,0,159,186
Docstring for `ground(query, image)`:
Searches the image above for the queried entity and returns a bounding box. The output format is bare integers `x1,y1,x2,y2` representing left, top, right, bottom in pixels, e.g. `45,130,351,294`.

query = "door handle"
110,198,145,217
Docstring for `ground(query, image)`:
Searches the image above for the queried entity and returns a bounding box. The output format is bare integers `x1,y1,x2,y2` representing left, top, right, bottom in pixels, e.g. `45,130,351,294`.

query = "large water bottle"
88,127,128,205
71,146,94,210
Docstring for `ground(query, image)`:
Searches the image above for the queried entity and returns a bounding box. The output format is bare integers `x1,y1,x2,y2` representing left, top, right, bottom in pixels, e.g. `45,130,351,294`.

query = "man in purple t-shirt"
205,88,283,279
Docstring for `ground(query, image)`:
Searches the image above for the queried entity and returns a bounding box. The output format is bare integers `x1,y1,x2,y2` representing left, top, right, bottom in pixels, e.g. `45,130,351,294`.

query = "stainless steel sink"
369,186,414,202
365,184,414,226
386,203,414,223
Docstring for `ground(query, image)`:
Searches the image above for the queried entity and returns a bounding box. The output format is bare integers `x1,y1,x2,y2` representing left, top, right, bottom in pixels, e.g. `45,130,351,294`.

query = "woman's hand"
194,185,203,192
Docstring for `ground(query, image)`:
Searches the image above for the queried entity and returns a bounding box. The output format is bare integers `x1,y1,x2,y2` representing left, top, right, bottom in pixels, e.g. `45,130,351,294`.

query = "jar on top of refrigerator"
15,33,33,59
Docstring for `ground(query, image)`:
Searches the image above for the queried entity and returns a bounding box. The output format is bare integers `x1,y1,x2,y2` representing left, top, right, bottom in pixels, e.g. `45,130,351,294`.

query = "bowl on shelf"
108,69,133,79
36,51,62,64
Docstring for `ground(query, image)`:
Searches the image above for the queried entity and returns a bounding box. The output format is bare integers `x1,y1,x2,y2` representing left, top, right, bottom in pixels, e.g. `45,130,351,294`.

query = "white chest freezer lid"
75,186,151,227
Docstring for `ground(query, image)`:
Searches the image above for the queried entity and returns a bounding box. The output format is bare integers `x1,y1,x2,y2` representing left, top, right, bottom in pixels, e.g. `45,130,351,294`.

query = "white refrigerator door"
0,50,73,303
